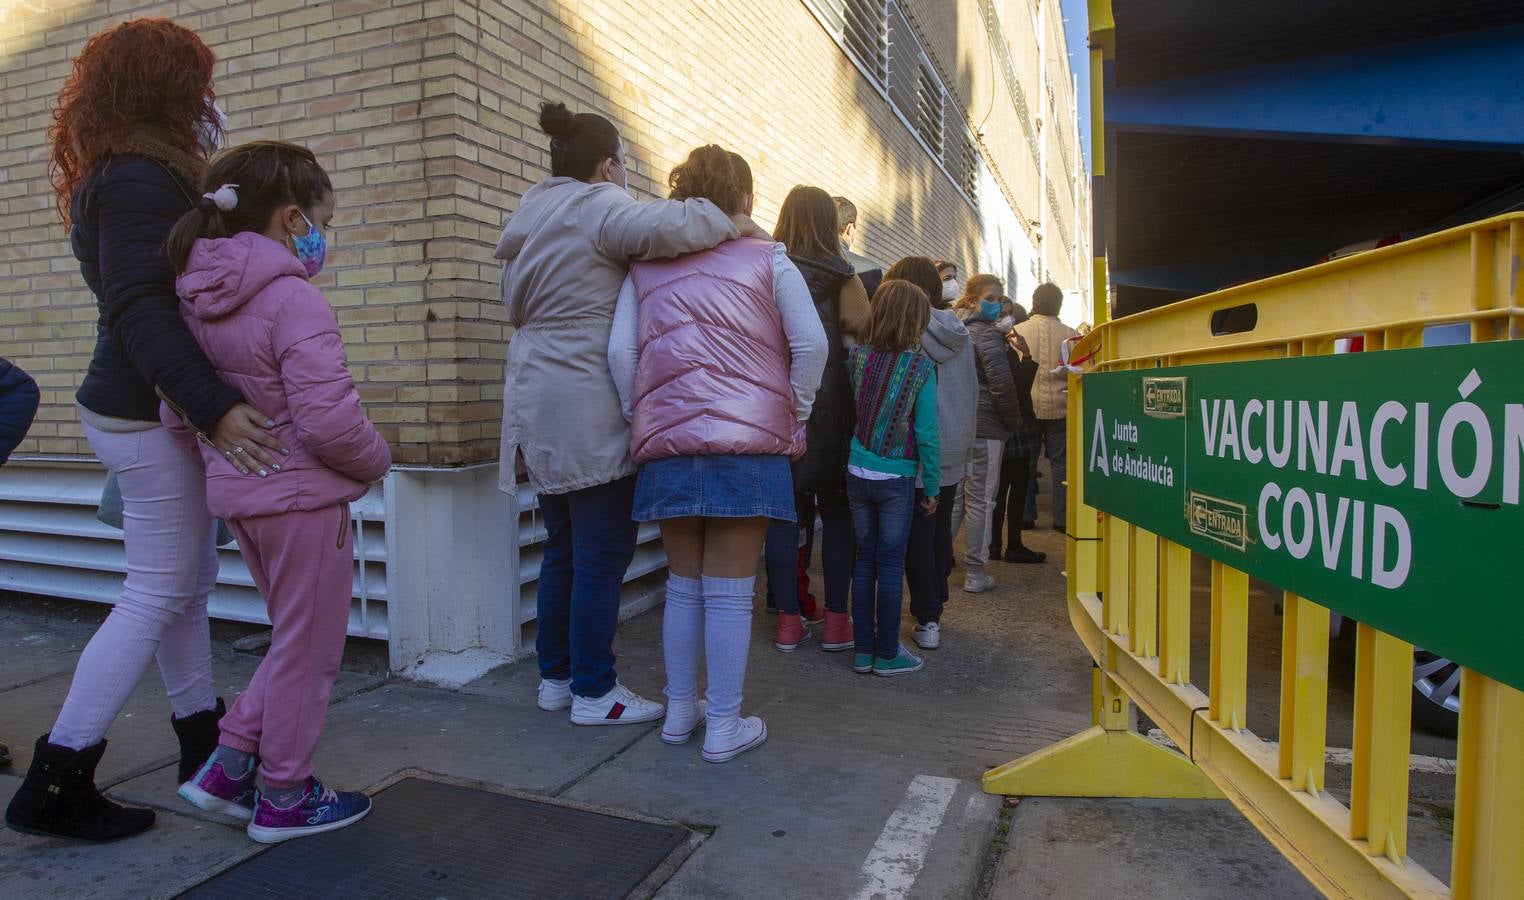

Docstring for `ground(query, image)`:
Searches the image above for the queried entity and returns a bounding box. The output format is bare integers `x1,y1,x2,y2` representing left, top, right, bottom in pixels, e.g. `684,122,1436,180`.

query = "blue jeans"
765,491,853,615
535,475,638,699
847,473,915,659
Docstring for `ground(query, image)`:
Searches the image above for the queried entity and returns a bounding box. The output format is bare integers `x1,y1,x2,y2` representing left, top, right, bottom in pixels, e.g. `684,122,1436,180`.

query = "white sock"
701,574,755,722
662,574,704,717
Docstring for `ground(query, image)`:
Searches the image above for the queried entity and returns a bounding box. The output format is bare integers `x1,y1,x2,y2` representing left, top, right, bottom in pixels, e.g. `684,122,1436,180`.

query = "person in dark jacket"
989,302,1046,564
834,195,883,298
0,358,40,466
0,357,40,769
6,19,284,844
763,186,870,654
949,275,1023,593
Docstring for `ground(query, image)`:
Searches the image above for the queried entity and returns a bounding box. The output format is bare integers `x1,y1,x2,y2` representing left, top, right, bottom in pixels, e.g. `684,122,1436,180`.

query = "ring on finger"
233,446,247,455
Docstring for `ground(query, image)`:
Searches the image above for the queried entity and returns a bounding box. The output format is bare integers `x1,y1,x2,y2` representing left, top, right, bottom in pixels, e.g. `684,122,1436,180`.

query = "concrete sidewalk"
2,519,1321,899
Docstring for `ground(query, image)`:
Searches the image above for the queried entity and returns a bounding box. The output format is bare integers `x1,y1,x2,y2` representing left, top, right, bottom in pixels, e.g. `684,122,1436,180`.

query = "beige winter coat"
1013,313,1079,420
494,177,738,496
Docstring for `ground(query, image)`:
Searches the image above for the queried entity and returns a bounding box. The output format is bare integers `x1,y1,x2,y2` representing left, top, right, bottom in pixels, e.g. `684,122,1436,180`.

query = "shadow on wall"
514,1,987,283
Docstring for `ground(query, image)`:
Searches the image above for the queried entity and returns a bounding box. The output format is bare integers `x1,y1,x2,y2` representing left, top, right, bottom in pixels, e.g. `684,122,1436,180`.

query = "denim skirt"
633,454,796,523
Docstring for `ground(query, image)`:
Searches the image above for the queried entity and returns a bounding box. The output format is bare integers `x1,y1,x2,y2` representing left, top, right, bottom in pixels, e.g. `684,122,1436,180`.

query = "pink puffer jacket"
161,232,390,519
628,238,803,463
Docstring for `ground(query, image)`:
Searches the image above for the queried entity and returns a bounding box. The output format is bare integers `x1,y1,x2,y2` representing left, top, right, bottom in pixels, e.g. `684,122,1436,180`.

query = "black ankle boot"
4,735,156,841
171,697,226,784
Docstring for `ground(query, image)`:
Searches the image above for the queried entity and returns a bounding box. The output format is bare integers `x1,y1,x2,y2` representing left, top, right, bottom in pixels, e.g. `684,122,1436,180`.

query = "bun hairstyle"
166,139,332,272
667,145,751,215
539,101,621,181
885,256,941,307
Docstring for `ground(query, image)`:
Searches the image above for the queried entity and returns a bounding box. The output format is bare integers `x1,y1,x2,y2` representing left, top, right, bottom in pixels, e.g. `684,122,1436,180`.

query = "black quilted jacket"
71,156,242,434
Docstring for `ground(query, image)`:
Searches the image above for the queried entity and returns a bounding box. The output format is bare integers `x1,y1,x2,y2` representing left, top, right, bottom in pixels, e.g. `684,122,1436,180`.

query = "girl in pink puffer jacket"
159,141,387,844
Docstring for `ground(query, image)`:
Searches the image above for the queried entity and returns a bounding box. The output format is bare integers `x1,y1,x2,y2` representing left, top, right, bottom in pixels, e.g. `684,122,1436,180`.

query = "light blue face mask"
292,212,327,278
979,298,1003,321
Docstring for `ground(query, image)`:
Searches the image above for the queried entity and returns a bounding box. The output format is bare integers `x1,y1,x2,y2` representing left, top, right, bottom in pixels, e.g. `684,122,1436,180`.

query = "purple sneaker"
178,757,257,821
245,777,371,844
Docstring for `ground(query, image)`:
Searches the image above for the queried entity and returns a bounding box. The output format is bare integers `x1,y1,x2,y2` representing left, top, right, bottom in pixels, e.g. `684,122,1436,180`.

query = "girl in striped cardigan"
845,280,940,677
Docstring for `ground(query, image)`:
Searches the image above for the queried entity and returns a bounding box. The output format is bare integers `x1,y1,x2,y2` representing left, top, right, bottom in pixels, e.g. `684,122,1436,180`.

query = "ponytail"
166,140,332,272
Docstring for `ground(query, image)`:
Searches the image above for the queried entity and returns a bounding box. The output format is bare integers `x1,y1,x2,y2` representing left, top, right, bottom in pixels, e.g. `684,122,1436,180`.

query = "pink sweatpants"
218,504,352,788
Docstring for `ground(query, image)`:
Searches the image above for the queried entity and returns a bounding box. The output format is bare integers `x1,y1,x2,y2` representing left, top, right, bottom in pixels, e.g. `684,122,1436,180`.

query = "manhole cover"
180,776,689,899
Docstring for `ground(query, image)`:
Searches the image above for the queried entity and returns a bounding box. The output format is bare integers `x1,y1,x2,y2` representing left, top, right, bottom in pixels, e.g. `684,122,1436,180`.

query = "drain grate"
180,776,689,900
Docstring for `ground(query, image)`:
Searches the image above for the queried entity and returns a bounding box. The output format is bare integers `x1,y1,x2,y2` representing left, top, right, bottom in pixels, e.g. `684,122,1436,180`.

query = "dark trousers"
847,474,915,659
765,490,852,615
535,475,639,699
991,450,1034,555
906,483,957,624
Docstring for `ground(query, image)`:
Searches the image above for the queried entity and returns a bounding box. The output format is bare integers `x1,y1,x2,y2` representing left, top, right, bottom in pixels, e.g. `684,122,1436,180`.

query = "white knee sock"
701,575,755,721
662,574,704,714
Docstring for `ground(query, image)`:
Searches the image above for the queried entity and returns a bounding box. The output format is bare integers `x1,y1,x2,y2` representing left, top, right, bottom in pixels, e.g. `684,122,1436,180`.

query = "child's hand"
918,495,939,516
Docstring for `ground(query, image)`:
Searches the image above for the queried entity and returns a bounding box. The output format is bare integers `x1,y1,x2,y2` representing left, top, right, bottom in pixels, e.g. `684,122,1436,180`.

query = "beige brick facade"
0,0,1087,465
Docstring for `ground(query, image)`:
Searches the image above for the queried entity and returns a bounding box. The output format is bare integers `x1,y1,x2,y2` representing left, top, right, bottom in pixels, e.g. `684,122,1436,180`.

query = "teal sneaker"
873,646,924,677
852,652,874,674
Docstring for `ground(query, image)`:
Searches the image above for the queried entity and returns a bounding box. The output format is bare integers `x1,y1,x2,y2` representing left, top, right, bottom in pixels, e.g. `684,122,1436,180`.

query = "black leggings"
990,450,1033,554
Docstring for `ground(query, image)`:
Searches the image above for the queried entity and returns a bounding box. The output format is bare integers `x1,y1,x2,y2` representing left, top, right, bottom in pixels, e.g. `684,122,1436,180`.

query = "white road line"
852,774,960,900
1145,728,1457,775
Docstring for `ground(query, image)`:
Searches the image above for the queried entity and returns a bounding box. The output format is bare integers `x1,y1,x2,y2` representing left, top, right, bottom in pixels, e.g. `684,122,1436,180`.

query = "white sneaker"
570,682,664,726
963,572,997,593
661,699,708,745
702,715,767,763
537,677,572,711
912,622,941,650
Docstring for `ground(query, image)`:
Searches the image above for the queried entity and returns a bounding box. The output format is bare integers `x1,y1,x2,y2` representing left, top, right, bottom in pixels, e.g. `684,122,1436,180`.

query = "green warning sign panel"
1082,341,1524,692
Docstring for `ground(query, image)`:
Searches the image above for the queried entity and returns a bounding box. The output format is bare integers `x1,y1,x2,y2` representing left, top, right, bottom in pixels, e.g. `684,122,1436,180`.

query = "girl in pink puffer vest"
607,147,826,763
160,141,385,844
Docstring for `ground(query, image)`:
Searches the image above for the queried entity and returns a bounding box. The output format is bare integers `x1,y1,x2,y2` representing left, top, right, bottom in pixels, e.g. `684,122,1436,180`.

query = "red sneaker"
774,613,811,652
820,611,853,652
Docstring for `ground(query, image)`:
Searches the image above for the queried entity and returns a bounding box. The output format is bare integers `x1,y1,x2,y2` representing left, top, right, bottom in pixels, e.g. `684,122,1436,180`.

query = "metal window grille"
959,131,980,202
915,58,944,157
804,0,888,85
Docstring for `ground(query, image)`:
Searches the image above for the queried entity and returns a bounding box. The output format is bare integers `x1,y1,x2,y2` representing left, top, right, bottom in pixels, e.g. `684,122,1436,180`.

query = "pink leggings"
219,505,353,788
50,423,218,750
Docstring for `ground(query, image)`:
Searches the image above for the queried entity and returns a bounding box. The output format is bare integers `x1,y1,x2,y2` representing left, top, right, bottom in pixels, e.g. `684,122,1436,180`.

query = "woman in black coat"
6,19,285,843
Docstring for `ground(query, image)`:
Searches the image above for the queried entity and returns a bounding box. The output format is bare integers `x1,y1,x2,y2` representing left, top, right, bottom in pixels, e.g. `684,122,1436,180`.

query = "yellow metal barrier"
985,214,1524,899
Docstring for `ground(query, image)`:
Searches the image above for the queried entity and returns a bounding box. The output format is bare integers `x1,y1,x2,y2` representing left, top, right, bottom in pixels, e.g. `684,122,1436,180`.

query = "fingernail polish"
272,464,281,472
281,447,291,455
259,469,268,477
265,419,275,427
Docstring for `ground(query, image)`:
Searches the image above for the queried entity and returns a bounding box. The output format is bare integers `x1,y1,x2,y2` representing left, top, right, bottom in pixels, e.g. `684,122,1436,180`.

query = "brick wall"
0,0,1087,465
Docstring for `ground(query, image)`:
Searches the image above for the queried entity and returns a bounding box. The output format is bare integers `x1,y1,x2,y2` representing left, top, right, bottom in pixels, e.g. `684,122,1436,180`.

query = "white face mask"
198,103,226,156
941,279,961,302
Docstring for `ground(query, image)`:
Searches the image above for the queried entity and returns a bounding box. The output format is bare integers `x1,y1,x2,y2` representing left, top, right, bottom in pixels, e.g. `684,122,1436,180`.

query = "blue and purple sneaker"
178,757,258,821
245,777,371,844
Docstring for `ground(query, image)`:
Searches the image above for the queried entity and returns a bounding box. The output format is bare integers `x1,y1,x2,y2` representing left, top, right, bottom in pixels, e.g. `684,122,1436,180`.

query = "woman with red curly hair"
6,18,283,843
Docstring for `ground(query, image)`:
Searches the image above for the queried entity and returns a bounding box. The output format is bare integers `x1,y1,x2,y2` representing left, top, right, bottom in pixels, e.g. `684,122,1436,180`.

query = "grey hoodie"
921,307,976,487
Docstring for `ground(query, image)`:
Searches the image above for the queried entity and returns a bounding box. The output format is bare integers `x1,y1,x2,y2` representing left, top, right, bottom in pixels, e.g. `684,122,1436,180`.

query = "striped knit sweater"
846,346,941,494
